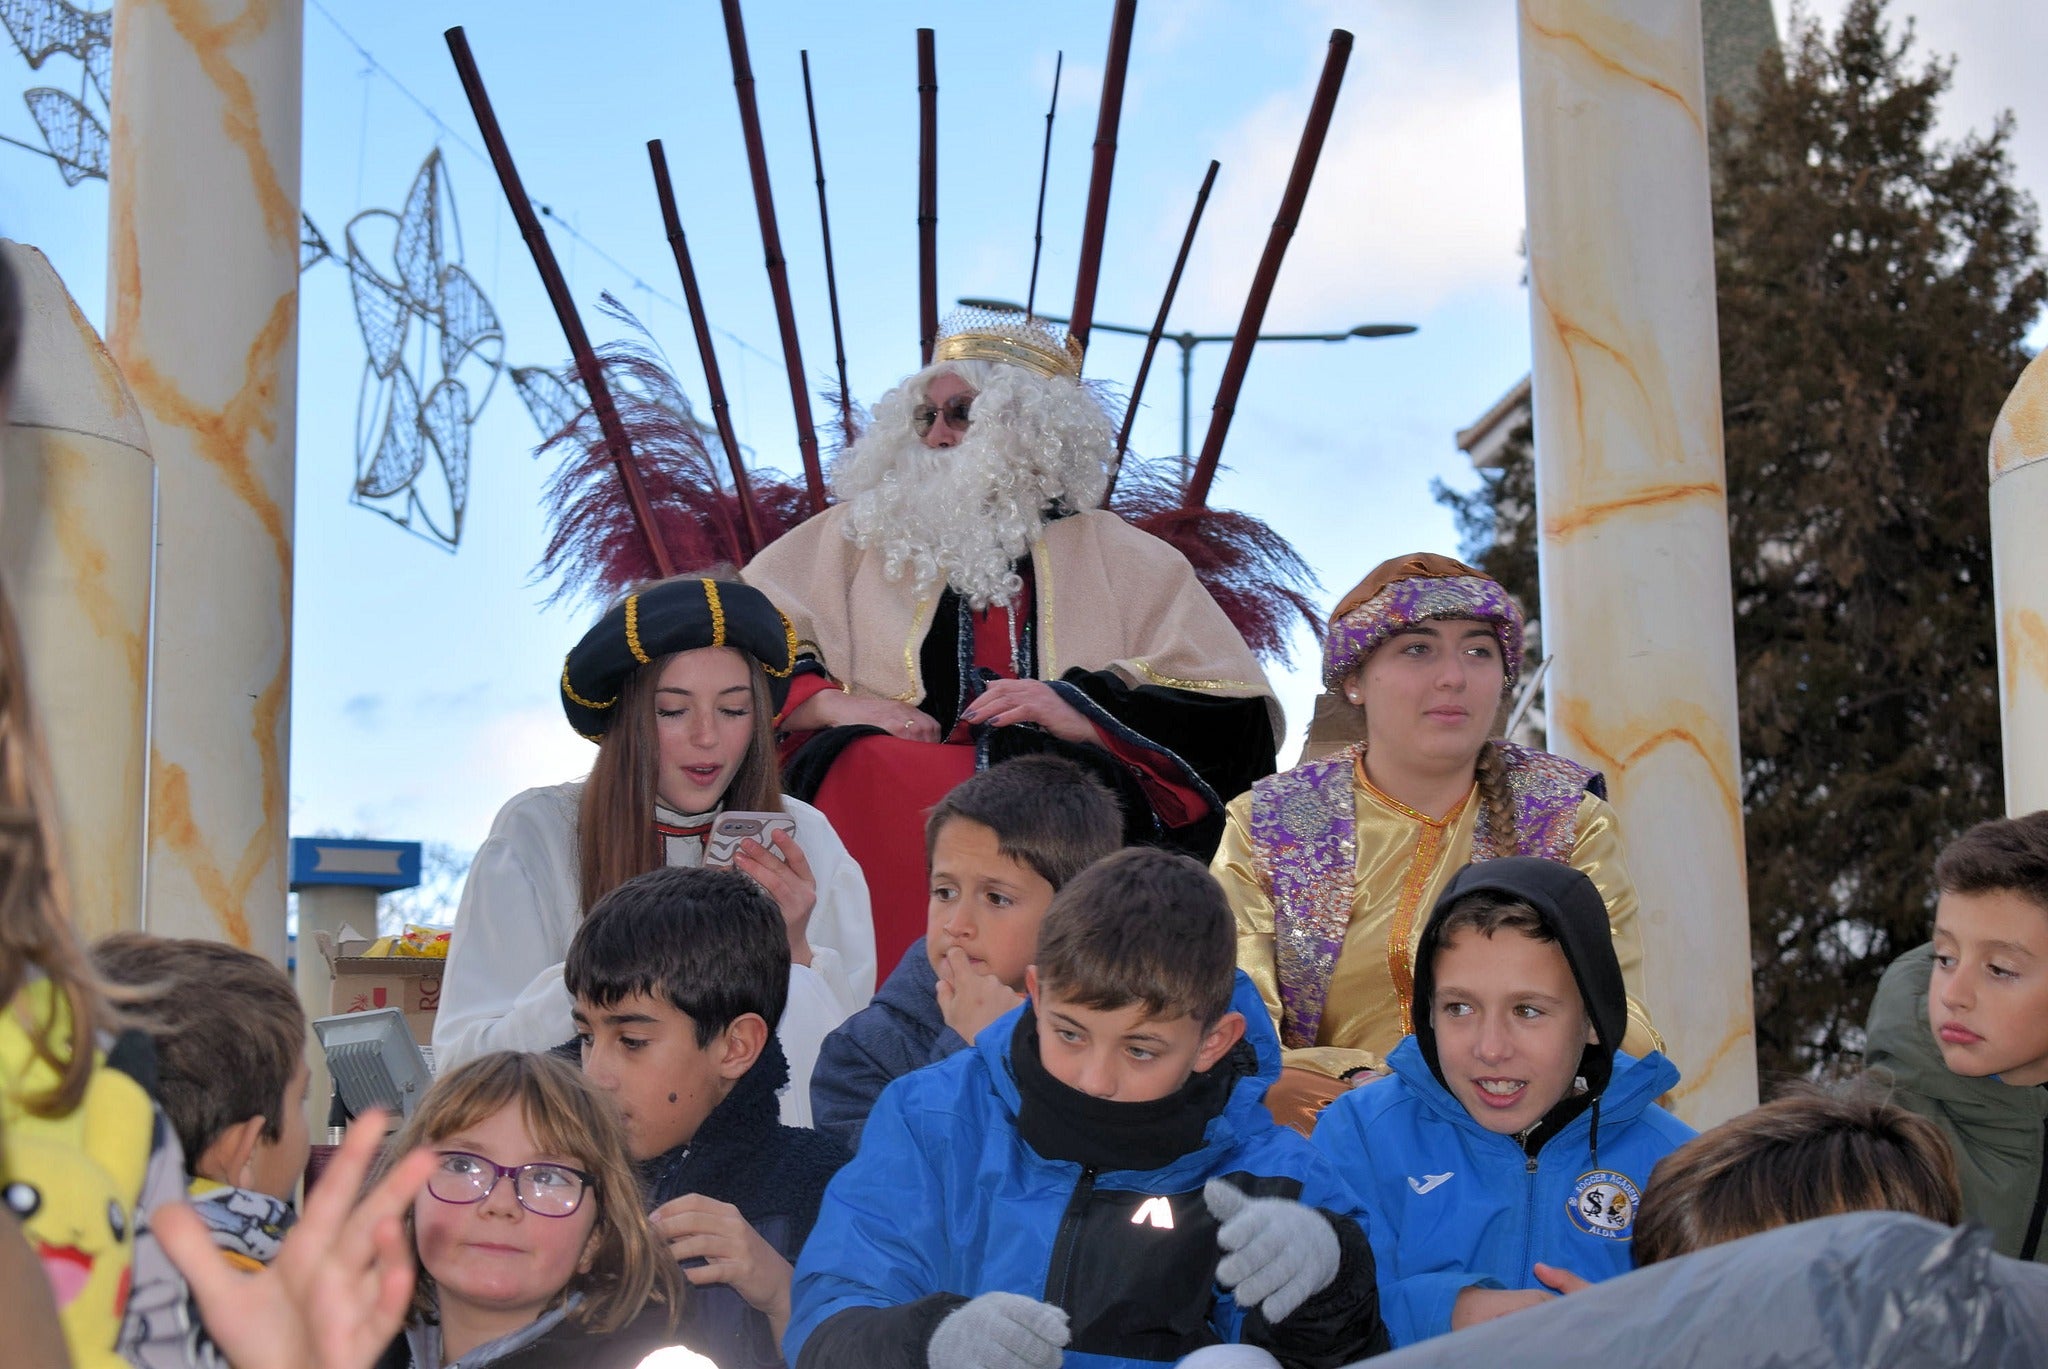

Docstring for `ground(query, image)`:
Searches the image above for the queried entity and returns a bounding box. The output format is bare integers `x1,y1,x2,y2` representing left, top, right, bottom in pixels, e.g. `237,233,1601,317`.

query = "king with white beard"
744,310,1281,963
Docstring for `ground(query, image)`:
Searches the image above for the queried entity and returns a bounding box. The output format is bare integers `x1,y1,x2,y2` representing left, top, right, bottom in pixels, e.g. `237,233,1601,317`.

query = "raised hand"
154,1110,435,1369
733,826,818,966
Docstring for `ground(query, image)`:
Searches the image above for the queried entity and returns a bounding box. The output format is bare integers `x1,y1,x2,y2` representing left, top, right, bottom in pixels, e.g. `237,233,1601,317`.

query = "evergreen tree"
1720,0,2041,1078
1434,420,1540,616
1438,0,2045,1079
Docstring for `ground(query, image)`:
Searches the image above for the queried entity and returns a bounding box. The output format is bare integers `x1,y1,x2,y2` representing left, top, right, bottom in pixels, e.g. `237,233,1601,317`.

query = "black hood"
1412,856,1627,1107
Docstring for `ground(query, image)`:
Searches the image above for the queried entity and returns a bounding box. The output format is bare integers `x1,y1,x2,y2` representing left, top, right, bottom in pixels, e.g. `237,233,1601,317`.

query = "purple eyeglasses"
426,1151,593,1218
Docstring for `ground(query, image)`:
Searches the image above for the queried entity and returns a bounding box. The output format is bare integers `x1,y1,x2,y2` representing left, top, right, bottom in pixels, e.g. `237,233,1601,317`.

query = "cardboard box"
320,934,442,1048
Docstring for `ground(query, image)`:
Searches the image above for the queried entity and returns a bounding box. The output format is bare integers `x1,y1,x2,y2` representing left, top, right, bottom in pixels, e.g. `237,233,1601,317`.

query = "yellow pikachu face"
2,982,153,1369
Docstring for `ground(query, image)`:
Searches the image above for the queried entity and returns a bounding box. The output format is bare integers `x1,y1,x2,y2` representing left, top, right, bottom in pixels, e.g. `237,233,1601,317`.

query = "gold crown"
932,307,1085,381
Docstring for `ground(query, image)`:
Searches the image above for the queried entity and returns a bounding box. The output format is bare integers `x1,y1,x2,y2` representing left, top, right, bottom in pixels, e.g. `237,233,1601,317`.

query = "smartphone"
703,812,799,869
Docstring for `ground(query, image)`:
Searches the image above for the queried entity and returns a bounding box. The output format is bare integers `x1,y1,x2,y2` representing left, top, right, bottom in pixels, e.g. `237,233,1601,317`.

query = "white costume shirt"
433,782,875,1126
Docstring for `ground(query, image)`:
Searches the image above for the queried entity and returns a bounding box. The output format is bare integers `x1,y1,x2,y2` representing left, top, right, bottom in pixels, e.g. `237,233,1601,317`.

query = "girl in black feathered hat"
434,577,876,1127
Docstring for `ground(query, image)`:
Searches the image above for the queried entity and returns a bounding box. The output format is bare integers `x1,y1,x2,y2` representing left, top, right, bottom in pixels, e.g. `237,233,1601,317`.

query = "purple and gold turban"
1320,553,1525,690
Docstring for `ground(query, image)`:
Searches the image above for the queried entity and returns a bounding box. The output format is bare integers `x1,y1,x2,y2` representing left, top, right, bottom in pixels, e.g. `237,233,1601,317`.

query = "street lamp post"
959,297,1416,485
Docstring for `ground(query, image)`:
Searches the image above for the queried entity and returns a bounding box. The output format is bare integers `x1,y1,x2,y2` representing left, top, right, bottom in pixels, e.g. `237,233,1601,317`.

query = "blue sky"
5,1,2044,886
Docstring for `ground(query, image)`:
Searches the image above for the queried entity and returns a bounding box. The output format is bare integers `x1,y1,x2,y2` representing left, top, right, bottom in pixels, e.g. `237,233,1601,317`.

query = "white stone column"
1990,349,2048,817
1518,0,1759,1127
108,0,302,961
1,242,155,943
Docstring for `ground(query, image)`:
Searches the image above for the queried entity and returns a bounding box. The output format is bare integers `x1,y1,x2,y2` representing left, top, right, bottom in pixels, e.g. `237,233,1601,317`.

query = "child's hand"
155,1109,436,1369
1532,1262,1592,1295
733,827,817,967
651,1194,796,1340
927,1291,1069,1369
935,946,1026,1045
1450,1285,1554,1330
1204,1179,1340,1324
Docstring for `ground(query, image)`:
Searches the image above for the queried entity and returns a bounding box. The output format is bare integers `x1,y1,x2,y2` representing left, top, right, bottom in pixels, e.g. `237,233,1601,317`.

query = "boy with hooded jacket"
1313,857,1694,1348
786,849,1387,1369
1864,810,2048,1263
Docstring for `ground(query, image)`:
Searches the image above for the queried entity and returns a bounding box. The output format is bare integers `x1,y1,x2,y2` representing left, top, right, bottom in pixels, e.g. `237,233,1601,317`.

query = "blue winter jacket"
1312,1034,1695,1348
786,972,1387,1368
810,937,970,1153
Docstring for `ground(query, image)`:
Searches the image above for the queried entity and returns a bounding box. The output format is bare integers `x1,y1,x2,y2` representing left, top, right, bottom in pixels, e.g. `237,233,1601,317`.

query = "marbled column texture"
108,0,302,960
1990,348,2048,817
1519,0,1759,1127
1,241,154,942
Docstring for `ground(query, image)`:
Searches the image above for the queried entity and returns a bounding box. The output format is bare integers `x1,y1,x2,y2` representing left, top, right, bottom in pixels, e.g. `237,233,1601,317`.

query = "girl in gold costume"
1213,554,1659,1131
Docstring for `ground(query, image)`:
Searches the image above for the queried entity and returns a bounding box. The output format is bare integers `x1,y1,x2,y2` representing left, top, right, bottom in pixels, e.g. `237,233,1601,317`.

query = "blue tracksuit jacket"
786,971,1386,1368
1312,1034,1695,1348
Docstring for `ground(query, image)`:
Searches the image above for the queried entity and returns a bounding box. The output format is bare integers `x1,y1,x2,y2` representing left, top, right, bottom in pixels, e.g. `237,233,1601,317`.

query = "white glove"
1205,1178,1341,1324
927,1291,1071,1369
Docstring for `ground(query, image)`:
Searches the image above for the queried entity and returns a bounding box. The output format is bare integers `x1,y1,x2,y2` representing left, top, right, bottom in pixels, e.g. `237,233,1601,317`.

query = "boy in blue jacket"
811,756,1122,1151
1313,857,1695,1348
787,848,1388,1369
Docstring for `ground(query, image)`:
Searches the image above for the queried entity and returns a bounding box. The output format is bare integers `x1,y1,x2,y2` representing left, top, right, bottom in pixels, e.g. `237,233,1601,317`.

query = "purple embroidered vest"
1248,742,1603,1050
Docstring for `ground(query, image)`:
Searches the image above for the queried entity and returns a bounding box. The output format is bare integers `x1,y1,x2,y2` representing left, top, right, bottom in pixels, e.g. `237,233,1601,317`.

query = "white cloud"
1176,6,1526,328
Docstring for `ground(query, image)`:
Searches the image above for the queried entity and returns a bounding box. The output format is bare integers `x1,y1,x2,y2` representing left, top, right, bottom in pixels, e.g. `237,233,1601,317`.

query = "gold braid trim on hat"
624,594,651,665
562,663,617,713
762,613,798,678
703,579,727,647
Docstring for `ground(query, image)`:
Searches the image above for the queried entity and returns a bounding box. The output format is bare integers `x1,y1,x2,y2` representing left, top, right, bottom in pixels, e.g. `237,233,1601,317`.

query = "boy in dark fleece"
1865,809,2048,1262
810,755,1121,1151
568,866,849,1369
1312,858,1694,1347
789,848,1387,1369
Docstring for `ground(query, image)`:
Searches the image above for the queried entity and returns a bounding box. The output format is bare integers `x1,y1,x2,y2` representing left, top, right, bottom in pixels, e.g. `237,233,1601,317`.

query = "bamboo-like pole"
801,51,854,450
444,26,674,576
1025,52,1063,319
1105,158,1218,502
1068,0,1137,357
718,0,826,515
1184,29,1352,510
917,28,938,365
647,138,762,559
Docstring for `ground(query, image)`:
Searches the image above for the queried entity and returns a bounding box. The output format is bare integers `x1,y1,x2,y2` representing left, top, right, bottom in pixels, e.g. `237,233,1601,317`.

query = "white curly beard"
831,361,1114,610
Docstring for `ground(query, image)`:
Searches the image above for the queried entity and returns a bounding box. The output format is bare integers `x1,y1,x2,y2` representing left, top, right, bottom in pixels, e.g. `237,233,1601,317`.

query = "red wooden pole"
647,139,763,559
801,51,854,450
917,28,938,365
719,0,827,515
444,26,675,577
1025,52,1063,319
1067,0,1137,358
1184,29,1353,510
1105,158,1218,503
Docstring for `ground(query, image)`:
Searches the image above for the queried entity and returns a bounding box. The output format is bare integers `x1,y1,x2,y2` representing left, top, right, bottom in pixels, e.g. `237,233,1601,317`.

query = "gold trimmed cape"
742,506,1283,746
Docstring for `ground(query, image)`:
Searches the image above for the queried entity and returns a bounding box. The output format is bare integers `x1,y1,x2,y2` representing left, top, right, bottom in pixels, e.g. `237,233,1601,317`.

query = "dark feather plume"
1108,455,1322,665
533,296,810,605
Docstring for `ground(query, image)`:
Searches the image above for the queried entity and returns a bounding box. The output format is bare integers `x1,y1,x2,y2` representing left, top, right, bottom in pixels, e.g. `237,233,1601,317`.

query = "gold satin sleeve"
1569,794,1665,1058
1215,792,1385,1079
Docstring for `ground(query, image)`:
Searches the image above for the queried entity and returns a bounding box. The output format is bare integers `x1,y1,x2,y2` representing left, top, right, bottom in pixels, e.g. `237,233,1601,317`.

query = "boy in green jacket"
1865,809,2048,1260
